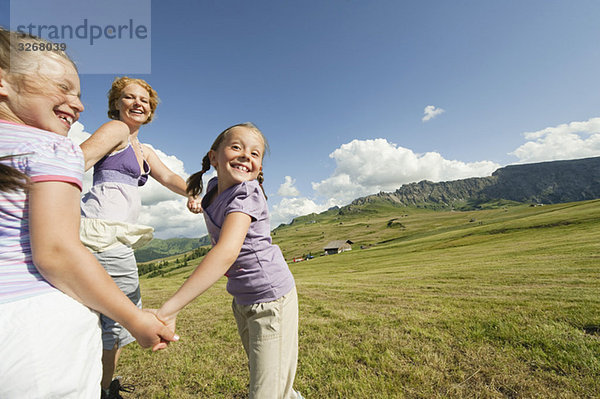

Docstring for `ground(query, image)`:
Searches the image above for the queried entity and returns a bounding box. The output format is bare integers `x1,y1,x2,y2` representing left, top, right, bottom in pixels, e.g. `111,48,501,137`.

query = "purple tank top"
93,144,150,187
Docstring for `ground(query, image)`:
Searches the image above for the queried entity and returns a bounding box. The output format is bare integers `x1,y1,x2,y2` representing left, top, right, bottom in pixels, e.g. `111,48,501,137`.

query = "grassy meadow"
120,199,600,398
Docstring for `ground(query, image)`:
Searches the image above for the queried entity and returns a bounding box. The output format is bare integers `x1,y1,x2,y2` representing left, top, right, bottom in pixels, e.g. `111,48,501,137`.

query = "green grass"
118,199,600,398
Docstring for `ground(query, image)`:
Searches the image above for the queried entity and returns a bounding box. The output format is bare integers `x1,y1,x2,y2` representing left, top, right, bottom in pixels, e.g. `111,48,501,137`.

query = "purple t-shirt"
202,177,295,305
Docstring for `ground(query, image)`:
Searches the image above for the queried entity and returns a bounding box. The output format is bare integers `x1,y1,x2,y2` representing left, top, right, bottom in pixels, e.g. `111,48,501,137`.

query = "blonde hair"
107,76,159,124
0,28,76,91
0,29,74,192
186,122,269,198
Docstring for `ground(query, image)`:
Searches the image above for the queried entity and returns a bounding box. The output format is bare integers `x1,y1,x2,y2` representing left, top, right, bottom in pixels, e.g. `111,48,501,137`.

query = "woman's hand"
187,195,202,213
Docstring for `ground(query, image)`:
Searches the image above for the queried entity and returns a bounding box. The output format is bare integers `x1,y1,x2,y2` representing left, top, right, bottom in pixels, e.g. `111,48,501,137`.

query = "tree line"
138,246,211,278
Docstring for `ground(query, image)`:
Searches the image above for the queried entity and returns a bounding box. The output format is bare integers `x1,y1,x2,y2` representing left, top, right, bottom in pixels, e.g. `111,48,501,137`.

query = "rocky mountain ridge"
350,156,600,209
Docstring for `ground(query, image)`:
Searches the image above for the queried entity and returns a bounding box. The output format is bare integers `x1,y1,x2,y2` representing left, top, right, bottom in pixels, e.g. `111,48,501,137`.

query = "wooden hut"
323,240,353,255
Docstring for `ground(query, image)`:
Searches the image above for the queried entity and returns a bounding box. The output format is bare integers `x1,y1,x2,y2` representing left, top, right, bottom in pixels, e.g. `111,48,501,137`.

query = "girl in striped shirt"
0,29,177,399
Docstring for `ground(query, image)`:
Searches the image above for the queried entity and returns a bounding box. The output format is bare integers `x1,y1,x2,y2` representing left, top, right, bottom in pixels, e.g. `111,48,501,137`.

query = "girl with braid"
155,122,304,399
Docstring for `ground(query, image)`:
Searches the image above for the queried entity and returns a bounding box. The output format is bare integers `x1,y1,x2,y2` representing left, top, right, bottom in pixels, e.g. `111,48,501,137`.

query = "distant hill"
134,236,211,262
349,156,600,210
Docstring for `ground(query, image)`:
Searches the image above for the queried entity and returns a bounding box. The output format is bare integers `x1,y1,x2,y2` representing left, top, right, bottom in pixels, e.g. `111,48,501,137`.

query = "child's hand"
187,195,202,214
127,310,179,351
144,309,179,350
155,307,178,334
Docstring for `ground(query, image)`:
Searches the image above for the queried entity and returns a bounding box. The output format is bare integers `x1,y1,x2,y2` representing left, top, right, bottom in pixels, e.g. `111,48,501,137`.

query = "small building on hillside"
323,240,353,255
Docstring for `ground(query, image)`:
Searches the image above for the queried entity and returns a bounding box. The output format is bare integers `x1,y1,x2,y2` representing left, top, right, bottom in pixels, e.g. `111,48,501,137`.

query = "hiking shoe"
107,377,135,399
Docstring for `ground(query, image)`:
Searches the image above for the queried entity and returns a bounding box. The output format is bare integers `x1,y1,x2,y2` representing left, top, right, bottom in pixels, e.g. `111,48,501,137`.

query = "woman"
80,77,200,398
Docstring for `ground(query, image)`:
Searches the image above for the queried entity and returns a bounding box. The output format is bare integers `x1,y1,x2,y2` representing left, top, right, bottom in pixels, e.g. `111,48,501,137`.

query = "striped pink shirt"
0,120,83,304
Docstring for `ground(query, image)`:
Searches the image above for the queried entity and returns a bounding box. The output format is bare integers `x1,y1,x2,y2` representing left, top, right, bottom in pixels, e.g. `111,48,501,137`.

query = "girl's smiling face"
0,57,83,136
115,83,151,127
209,126,265,194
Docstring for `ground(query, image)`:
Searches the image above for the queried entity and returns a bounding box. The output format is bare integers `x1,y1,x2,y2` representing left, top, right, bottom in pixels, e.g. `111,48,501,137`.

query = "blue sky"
3,0,600,238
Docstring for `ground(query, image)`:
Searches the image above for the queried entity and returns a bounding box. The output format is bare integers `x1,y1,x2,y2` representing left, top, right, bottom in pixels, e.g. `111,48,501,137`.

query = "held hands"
129,310,180,351
147,307,178,336
187,195,202,214
145,308,179,347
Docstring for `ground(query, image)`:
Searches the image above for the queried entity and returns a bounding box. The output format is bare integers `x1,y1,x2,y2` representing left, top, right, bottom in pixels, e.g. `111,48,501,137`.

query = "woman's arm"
29,181,178,350
80,120,130,171
143,143,202,213
157,212,252,331
143,144,187,195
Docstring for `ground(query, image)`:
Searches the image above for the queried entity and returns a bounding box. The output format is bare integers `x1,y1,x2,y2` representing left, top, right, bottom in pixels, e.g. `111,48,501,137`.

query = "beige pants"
232,287,300,399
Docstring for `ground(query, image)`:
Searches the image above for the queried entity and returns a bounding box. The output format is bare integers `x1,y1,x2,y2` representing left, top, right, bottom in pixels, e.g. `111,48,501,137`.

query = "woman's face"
115,83,152,127
0,57,83,136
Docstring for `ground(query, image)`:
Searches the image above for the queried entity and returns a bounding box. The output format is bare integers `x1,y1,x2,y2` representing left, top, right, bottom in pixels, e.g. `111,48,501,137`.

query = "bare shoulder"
84,121,130,151
96,120,130,138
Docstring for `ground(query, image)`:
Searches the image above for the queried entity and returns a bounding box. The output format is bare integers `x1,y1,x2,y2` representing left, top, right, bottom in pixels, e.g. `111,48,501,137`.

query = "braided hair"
186,152,213,197
186,122,269,199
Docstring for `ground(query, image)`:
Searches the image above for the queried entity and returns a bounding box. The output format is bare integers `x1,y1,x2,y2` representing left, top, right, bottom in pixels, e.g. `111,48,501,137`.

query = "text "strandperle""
16,19,148,46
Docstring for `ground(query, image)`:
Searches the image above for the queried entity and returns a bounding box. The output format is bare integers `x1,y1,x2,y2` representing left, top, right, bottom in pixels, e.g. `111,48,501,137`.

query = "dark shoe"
107,377,135,399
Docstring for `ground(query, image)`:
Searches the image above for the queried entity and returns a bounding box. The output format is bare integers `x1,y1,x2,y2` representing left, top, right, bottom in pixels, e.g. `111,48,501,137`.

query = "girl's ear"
208,149,218,167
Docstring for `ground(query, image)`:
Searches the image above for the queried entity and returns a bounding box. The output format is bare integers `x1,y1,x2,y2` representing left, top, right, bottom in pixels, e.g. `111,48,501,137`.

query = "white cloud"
510,117,600,163
311,173,367,207
68,121,203,238
270,197,332,228
269,138,500,227
311,138,499,205
138,198,207,239
68,121,91,143
139,144,188,205
277,176,301,197
422,105,445,122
